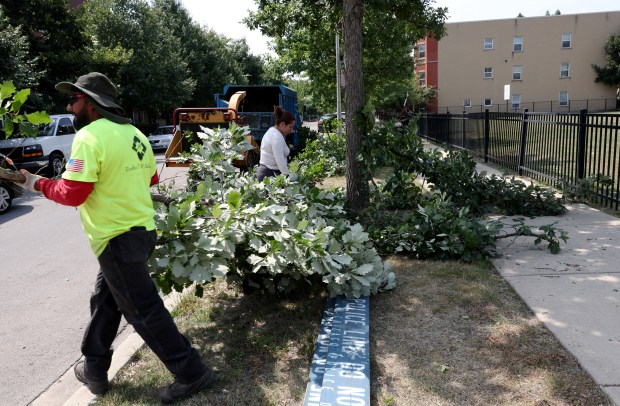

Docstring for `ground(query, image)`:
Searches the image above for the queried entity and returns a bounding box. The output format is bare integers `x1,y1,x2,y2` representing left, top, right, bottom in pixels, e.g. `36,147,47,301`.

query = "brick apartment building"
416,11,620,113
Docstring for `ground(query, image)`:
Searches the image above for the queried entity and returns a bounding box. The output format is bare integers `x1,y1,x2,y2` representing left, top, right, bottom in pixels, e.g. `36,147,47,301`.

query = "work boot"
159,369,217,404
74,360,110,395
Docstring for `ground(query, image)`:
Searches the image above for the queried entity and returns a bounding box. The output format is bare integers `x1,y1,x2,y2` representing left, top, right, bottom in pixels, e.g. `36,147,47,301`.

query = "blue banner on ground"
303,295,370,406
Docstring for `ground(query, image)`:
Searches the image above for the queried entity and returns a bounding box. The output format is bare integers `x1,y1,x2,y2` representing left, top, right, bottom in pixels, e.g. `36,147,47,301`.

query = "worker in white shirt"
256,106,295,181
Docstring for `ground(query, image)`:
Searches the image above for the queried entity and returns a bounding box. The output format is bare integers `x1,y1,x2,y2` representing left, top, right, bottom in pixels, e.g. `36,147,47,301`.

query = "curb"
30,291,184,406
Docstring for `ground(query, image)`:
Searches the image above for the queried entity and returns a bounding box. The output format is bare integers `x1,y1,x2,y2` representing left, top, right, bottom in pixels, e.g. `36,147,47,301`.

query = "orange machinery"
164,91,259,169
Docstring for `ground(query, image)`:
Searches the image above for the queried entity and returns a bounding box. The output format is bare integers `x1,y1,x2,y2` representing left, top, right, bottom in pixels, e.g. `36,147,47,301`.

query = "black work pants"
256,164,281,181
81,227,207,384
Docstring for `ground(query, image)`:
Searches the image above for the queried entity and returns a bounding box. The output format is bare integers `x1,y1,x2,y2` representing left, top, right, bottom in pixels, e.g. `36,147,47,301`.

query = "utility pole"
335,20,343,136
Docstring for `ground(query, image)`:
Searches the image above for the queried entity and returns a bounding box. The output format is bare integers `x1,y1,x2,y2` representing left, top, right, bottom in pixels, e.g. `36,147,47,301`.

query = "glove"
19,169,43,193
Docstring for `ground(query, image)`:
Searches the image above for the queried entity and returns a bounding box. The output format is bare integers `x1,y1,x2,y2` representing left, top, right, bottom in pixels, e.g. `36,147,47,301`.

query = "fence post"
518,108,529,176
462,110,466,148
577,109,587,180
484,109,489,163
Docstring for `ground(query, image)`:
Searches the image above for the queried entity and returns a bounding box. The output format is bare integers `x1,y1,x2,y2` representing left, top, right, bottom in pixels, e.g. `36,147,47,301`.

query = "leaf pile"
150,125,395,299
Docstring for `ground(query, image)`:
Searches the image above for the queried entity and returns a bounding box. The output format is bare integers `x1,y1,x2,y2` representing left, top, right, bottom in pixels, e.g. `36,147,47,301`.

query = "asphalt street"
0,190,109,405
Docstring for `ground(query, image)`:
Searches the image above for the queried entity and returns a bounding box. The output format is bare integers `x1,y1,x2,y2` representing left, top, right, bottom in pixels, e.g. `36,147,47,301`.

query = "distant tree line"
0,0,278,127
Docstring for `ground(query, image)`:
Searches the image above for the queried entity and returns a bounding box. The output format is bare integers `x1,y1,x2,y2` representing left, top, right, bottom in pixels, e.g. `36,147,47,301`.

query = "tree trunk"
343,0,368,212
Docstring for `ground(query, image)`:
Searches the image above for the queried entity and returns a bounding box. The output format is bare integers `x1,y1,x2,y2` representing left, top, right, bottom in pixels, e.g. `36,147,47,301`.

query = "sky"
179,0,619,55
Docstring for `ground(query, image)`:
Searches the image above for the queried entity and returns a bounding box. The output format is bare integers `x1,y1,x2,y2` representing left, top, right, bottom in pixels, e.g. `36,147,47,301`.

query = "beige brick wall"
436,11,620,112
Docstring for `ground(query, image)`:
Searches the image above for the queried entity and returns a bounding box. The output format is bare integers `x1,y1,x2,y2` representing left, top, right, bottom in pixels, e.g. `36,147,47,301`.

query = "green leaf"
171,260,187,278
0,81,16,99
297,219,309,230
332,254,353,266
3,120,14,138
227,191,242,209
353,263,375,275
10,89,30,112
212,204,223,217
25,111,51,125
18,121,38,137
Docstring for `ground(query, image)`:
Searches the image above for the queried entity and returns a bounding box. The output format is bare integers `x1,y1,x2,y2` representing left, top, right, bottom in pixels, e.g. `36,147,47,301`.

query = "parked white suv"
0,114,76,177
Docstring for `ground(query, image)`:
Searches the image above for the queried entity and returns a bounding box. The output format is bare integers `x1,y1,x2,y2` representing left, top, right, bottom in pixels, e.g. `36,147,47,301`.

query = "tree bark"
343,0,368,212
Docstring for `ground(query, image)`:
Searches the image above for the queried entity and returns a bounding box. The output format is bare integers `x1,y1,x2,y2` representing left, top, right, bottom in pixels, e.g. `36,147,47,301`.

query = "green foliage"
77,0,195,113
350,117,568,260
592,34,620,88
245,0,447,112
557,173,614,204
420,149,566,217
1,0,90,112
295,132,346,181
364,193,499,261
151,125,395,299
0,81,50,138
0,8,41,90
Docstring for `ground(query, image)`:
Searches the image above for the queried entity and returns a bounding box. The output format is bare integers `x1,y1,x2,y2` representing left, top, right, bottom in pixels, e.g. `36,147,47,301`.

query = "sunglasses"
68,94,85,105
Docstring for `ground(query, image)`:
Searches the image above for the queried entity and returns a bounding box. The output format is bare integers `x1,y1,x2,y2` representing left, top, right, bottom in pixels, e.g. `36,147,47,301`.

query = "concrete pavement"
465,155,620,404
491,201,620,404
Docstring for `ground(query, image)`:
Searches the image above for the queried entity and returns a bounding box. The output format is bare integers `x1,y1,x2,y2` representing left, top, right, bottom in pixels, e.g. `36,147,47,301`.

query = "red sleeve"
150,171,159,186
36,178,94,207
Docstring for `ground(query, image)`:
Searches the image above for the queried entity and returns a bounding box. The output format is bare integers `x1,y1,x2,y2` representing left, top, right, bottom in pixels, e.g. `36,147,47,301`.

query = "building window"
418,71,426,86
484,38,494,50
484,98,493,107
484,67,493,79
463,99,472,108
418,43,426,59
560,63,570,78
559,91,569,106
512,94,521,109
513,36,523,52
562,33,572,48
512,65,522,81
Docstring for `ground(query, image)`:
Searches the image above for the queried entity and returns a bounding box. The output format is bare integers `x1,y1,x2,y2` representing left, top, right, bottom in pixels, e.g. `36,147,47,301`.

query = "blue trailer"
214,85,301,147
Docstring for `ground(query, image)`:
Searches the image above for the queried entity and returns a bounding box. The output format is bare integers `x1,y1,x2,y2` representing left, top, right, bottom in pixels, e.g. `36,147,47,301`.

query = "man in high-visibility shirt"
19,72,215,404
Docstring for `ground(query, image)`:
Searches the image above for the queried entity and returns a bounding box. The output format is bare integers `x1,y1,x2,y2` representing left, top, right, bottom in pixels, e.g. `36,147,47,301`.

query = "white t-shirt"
259,126,290,175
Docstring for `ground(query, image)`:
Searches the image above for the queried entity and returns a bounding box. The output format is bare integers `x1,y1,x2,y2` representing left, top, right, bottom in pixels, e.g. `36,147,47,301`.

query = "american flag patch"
66,158,84,173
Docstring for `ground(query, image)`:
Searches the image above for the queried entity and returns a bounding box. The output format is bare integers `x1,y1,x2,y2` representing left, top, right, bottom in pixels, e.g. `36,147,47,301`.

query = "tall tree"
0,7,41,90
77,0,194,116
343,0,367,210
154,0,231,106
247,0,446,209
592,34,620,93
246,0,445,112
0,0,89,112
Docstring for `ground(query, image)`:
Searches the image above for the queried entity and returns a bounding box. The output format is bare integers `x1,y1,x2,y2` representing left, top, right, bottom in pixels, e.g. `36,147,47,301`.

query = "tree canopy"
245,0,447,112
0,0,270,121
0,0,89,111
593,34,620,91
0,8,41,91
247,0,446,210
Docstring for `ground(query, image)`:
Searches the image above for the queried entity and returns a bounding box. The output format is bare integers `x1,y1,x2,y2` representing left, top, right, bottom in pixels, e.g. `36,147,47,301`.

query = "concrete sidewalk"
491,201,620,405
466,158,620,404
422,141,620,403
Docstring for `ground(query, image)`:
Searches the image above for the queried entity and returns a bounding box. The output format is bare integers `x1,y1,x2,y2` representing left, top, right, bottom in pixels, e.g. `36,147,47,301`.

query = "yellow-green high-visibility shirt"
62,118,156,257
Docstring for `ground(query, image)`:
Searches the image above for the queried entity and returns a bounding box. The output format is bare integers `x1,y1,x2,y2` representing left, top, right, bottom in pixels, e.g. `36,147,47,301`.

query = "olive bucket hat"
55,72,132,124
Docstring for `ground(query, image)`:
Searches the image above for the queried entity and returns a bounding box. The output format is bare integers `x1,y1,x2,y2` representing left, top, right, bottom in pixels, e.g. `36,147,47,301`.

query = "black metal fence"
418,109,620,210
437,98,619,114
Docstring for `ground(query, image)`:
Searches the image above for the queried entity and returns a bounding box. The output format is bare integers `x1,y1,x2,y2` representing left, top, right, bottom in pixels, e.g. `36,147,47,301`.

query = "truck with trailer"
214,84,301,148
165,85,301,170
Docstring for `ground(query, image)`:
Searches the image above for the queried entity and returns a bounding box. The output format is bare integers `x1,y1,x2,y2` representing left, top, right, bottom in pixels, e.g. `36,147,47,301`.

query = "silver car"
148,125,175,151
